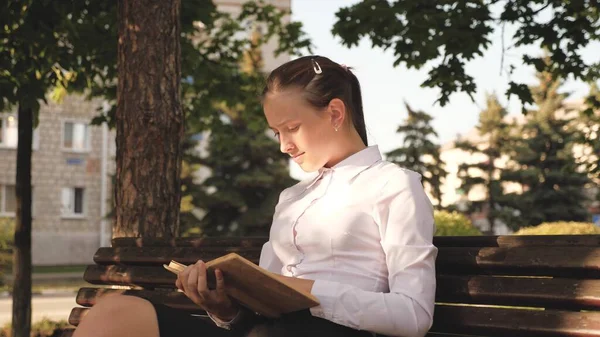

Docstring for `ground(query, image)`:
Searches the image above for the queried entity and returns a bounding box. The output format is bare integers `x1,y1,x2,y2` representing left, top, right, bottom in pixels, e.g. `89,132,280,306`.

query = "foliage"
386,103,447,208
0,218,14,250
2,0,312,237
0,218,14,287
576,84,600,189
187,29,298,237
332,0,600,110
77,1,312,236
1,318,70,337
515,221,600,235
434,210,482,236
0,1,120,117
499,69,590,229
455,94,512,233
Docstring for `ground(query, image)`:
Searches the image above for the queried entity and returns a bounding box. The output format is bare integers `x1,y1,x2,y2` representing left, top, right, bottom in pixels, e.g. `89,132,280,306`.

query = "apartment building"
0,95,114,265
0,0,291,265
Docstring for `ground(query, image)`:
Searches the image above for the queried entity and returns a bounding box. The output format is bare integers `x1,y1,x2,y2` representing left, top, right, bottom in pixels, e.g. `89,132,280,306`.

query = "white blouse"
259,145,437,337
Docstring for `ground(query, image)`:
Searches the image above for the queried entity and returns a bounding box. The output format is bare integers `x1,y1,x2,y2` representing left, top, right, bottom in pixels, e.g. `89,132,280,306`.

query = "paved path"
0,294,77,326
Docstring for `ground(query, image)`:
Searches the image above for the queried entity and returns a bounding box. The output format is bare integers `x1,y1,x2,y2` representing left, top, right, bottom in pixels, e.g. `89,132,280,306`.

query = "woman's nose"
279,135,294,154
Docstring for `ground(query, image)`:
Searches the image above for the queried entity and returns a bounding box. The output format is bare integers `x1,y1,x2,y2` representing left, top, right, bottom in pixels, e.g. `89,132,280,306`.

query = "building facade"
0,0,291,265
0,95,114,265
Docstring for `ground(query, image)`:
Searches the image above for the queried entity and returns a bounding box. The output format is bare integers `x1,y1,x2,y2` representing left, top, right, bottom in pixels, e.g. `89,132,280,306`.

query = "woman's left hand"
175,260,240,321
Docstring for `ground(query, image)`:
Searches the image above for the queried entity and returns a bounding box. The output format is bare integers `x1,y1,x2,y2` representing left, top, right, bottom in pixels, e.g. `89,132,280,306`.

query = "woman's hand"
175,260,239,321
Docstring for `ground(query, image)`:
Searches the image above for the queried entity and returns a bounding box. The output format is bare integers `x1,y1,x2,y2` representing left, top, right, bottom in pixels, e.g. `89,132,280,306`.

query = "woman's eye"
289,125,300,132
273,131,280,139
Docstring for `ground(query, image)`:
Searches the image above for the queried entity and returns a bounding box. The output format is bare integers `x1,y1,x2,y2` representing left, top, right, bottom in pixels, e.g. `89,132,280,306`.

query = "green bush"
0,218,14,249
434,210,482,236
515,221,600,235
1,318,71,337
0,218,14,288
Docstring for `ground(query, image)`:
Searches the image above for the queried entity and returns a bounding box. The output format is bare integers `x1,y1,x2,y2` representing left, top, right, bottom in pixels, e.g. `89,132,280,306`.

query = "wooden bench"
64,235,600,337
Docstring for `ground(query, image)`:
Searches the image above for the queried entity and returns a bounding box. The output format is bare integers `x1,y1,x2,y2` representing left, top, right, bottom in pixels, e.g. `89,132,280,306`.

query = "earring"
334,126,339,132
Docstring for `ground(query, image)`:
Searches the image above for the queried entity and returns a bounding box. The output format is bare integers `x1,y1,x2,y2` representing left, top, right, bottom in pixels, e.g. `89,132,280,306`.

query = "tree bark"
12,103,32,337
115,0,183,238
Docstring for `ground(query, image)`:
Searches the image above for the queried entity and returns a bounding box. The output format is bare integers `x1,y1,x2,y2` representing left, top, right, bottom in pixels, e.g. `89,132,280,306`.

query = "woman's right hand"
175,260,240,321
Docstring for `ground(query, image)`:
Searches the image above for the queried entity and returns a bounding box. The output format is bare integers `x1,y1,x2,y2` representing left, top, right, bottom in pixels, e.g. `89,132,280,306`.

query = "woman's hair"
262,55,368,146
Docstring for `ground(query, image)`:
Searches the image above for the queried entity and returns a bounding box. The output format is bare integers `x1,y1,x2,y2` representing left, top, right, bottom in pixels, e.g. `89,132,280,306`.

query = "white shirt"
259,145,437,337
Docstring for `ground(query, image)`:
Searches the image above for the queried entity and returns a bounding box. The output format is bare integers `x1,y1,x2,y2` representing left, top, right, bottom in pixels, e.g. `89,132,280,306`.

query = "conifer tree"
500,71,590,228
455,94,512,234
386,103,447,208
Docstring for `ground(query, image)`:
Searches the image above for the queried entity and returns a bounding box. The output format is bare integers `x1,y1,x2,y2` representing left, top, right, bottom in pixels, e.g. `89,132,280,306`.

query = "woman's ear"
327,98,347,130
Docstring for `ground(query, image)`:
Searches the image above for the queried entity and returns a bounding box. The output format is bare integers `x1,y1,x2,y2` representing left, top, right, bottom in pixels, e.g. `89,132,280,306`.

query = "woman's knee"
74,294,159,337
94,294,152,312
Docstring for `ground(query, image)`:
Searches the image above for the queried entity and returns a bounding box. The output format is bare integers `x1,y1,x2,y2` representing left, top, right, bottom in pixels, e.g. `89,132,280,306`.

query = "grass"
1,317,72,337
32,265,87,274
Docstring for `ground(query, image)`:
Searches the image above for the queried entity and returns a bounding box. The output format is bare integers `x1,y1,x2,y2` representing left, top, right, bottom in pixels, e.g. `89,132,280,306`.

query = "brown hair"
262,55,368,146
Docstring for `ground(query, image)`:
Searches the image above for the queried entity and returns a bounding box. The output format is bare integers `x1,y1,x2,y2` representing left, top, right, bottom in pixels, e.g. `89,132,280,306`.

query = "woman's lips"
292,153,305,163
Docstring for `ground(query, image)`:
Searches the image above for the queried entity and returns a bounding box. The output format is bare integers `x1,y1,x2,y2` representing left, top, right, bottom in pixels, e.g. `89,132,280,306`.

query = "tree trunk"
115,0,183,238
12,103,33,337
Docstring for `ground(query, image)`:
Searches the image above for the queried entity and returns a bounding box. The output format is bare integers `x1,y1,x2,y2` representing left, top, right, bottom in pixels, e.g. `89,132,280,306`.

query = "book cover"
164,253,320,318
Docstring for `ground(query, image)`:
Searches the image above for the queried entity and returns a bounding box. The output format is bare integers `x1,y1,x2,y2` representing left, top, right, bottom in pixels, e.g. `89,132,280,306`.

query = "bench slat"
91,246,600,278
68,307,88,326
111,235,600,248
111,237,269,248
434,235,600,248
437,275,600,310
431,304,600,337
68,302,600,336
437,246,600,278
83,265,177,287
60,329,74,337
76,287,197,310
79,270,600,311
93,247,261,265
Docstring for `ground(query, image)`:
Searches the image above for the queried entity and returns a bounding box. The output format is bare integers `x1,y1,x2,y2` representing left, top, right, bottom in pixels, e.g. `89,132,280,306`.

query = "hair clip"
312,59,322,74
341,64,349,71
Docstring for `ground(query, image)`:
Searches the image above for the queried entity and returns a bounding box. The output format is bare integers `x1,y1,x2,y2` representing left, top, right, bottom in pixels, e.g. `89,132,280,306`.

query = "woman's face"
263,89,338,172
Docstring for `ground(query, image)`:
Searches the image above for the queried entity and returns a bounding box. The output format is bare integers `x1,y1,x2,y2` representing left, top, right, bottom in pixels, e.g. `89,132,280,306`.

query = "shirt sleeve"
206,310,243,330
309,171,438,337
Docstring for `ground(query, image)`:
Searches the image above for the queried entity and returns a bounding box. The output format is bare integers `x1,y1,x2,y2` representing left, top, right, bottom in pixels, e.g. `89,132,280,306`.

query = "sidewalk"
1,272,84,298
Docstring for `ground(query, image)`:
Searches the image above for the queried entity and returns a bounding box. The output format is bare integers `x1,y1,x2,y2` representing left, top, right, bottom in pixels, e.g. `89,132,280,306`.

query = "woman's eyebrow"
270,119,295,129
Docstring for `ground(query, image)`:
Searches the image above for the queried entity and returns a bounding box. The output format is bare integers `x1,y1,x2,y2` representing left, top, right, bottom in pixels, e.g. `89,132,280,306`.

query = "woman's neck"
324,131,367,168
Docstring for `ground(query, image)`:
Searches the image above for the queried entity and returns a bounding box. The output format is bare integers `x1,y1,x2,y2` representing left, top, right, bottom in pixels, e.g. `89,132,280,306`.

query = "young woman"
73,55,437,337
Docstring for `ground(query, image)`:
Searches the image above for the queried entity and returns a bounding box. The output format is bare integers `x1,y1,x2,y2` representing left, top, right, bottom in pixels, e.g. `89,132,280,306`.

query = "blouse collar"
306,145,383,189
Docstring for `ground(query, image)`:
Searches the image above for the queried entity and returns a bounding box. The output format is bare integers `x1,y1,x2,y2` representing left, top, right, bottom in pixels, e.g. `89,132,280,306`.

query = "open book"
163,253,320,318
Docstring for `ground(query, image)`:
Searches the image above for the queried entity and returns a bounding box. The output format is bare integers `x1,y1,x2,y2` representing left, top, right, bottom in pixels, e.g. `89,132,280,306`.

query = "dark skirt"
151,301,373,337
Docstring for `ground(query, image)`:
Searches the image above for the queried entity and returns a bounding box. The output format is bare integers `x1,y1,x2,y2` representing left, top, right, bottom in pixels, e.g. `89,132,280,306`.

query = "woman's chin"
297,161,320,173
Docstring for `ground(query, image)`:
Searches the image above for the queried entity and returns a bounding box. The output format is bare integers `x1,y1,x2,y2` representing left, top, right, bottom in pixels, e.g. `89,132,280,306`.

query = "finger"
177,266,191,292
187,266,199,294
196,261,210,299
215,269,227,298
175,278,182,291
191,268,210,308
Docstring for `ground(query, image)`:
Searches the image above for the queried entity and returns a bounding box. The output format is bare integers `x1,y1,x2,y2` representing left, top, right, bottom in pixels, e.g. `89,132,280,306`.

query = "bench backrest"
67,235,600,337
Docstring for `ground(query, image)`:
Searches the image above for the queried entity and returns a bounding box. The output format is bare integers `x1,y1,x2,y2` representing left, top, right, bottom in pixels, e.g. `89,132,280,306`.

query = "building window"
0,116,18,148
63,121,90,151
0,115,40,149
61,187,85,217
0,185,16,216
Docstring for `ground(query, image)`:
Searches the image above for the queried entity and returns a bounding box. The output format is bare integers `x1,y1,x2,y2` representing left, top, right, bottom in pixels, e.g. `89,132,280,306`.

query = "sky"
289,0,600,157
